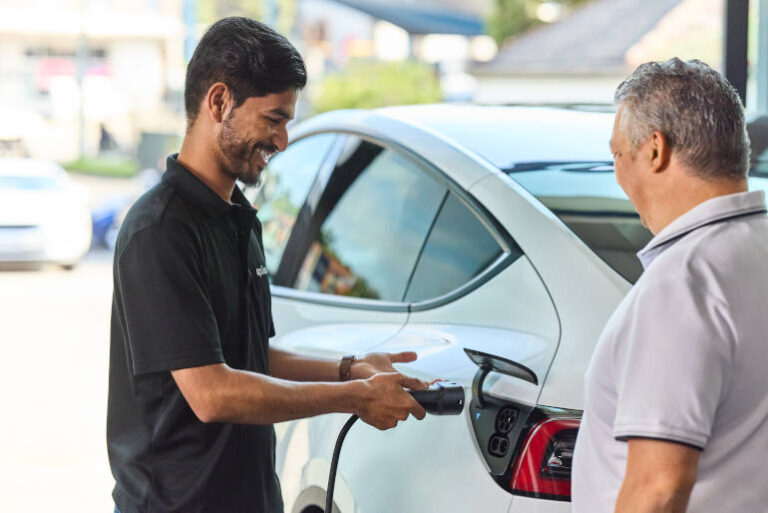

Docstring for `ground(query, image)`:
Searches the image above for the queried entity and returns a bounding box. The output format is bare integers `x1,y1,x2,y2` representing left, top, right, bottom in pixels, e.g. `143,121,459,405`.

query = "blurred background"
0,0,764,511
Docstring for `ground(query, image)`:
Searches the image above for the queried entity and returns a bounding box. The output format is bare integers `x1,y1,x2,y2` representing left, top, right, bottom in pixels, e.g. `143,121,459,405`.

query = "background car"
0,159,92,269
243,105,768,513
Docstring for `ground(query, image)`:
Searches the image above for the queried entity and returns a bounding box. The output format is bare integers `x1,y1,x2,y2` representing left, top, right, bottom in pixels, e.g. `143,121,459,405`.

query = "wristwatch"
339,355,356,382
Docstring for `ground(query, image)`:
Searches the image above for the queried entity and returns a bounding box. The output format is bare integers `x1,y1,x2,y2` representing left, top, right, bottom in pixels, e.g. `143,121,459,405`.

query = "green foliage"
349,277,380,300
487,0,533,47
197,0,297,34
487,0,592,46
198,0,264,24
63,157,139,178
277,0,298,35
312,60,442,114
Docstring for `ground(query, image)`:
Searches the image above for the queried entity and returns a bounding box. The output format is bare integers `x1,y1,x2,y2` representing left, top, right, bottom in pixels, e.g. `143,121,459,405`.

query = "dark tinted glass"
245,134,336,275
295,139,446,301
511,164,652,283
405,193,505,302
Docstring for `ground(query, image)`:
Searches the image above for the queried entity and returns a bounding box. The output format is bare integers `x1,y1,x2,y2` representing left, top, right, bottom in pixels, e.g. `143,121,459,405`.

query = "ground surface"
0,249,116,512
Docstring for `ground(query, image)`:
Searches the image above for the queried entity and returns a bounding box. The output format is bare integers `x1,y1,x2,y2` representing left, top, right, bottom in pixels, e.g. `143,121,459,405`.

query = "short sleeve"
116,220,224,375
612,273,735,449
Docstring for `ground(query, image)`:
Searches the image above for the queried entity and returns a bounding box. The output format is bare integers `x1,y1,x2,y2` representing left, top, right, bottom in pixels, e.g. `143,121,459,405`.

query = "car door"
330,174,561,512
259,134,454,511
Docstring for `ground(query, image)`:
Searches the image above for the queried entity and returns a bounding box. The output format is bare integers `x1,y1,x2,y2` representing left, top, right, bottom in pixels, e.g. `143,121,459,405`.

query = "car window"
246,133,337,276
405,193,509,302
510,164,652,283
294,138,447,301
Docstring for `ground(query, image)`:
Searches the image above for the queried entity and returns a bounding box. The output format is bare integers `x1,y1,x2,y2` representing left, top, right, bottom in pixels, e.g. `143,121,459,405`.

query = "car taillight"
508,417,580,501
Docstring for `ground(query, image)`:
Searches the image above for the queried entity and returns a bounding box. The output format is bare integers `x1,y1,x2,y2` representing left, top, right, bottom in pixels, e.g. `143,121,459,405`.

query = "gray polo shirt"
572,190,768,512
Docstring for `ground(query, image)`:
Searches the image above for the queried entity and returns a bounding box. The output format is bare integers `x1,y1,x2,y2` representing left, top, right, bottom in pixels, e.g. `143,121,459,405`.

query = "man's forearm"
615,482,692,513
173,363,359,424
614,439,699,513
269,347,341,382
171,363,426,430
208,366,359,423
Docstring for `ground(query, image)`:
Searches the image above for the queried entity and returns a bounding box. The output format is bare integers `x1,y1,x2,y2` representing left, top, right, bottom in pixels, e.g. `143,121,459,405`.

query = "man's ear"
205,82,232,124
649,130,671,174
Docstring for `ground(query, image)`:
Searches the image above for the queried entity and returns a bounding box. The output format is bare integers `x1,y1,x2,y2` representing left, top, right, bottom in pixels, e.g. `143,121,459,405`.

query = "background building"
470,0,723,104
0,0,186,162
297,0,497,101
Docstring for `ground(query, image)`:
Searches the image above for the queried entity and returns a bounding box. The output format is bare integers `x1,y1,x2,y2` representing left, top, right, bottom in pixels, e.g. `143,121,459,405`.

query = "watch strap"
339,355,356,382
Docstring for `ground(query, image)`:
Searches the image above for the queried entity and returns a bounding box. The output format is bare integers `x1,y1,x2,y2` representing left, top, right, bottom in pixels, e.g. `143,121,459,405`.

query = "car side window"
246,134,337,276
293,138,447,302
404,193,510,302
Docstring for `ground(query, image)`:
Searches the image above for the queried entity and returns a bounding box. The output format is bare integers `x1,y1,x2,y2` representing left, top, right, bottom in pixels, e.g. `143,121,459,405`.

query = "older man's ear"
649,130,671,174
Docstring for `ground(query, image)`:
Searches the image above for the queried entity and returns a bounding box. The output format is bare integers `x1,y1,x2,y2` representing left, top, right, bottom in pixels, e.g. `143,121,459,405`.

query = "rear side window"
510,164,652,283
405,193,507,302
246,134,336,275
294,139,446,301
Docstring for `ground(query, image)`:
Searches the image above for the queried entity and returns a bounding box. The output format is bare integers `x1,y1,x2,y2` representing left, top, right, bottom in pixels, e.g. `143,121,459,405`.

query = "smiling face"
215,89,297,186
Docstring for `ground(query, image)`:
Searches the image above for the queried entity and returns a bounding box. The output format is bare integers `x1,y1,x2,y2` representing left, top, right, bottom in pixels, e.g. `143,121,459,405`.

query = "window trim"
409,251,520,312
269,128,523,312
271,285,410,312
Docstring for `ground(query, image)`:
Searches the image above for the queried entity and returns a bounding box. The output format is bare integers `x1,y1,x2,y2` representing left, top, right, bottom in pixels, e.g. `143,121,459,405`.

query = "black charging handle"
410,382,465,414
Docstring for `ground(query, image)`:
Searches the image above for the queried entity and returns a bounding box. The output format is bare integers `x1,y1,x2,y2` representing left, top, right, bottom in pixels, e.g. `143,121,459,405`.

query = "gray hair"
614,58,750,181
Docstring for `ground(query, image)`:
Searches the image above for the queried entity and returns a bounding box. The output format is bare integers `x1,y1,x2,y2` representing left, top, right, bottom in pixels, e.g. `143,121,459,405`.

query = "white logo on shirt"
255,266,268,278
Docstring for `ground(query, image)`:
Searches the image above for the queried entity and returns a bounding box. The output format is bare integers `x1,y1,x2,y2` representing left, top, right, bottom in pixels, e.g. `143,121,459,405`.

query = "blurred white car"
0,159,92,269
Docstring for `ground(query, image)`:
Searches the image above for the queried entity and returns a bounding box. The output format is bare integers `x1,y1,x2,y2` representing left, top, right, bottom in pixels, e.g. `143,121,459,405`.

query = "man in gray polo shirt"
572,58,768,512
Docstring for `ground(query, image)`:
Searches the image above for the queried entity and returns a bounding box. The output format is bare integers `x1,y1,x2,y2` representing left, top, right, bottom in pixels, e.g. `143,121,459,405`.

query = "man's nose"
272,124,289,152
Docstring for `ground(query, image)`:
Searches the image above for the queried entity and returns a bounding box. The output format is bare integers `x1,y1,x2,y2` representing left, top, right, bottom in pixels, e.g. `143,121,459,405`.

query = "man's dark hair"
184,17,307,126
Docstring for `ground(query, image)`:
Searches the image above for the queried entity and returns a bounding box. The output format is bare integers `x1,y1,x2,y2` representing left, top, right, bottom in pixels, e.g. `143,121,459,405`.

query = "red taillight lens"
509,418,580,501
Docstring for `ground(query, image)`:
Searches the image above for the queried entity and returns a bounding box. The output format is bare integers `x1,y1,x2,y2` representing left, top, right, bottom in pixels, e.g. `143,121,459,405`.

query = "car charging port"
488,434,510,457
495,406,518,434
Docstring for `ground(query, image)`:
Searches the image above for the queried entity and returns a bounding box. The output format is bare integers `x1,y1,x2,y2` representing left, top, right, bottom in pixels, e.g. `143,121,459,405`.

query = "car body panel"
468,172,630,408
508,495,572,513
271,290,409,359
277,411,514,513
383,255,560,403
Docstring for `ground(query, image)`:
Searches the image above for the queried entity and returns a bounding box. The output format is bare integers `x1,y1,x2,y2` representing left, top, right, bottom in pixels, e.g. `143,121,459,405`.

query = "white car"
0,159,92,269
244,105,768,513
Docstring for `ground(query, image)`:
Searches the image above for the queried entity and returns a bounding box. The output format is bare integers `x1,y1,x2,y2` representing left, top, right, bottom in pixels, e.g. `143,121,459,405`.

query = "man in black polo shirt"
107,18,427,513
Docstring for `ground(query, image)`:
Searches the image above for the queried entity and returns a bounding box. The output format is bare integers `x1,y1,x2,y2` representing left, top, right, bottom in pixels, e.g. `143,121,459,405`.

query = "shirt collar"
163,154,256,218
637,190,766,269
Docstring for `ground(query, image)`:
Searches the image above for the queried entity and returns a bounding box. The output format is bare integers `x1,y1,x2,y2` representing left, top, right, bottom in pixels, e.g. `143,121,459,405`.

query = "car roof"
368,104,768,199
296,105,768,200
374,104,616,169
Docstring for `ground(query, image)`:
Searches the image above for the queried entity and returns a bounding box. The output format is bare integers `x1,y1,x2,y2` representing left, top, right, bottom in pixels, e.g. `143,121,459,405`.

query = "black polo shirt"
107,155,282,513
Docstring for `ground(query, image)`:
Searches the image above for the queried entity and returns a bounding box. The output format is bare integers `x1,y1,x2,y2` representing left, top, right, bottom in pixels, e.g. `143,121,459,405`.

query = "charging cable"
324,382,465,513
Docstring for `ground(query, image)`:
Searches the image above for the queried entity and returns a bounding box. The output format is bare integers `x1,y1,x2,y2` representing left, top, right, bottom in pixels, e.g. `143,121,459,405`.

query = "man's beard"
217,118,277,187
